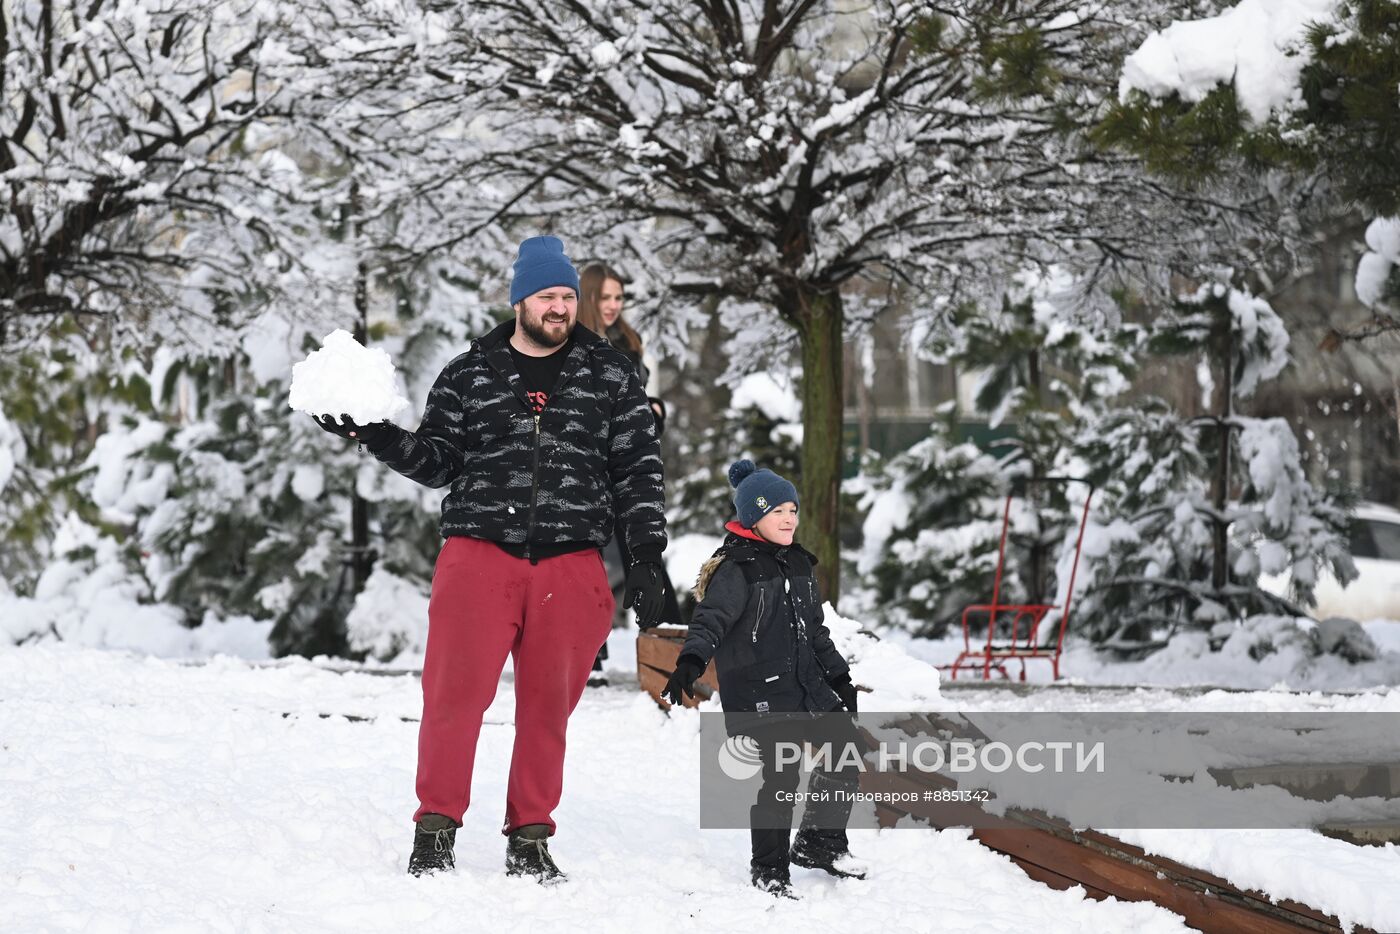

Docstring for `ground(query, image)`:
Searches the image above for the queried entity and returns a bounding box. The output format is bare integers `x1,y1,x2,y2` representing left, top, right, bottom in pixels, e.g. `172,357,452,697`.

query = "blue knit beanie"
509,236,580,306
728,459,799,529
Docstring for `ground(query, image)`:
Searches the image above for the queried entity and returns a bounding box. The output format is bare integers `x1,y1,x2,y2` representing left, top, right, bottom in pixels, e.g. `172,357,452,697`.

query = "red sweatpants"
412,536,615,834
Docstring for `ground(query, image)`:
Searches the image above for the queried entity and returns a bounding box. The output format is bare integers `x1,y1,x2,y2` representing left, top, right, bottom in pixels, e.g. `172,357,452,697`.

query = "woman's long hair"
577,263,642,356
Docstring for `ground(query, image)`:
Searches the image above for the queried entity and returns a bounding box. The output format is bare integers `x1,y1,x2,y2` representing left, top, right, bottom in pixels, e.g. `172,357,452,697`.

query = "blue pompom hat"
509,235,581,306
728,459,799,529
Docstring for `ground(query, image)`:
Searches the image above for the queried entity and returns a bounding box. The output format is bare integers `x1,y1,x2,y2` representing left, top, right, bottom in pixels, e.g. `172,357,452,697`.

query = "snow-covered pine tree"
1069,282,1357,650
857,268,1142,636
1100,0,1400,337
0,325,156,592
122,230,492,657
1068,398,1215,646
82,375,355,656
964,272,1142,609
668,369,804,536
855,406,1010,638
84,335,451,658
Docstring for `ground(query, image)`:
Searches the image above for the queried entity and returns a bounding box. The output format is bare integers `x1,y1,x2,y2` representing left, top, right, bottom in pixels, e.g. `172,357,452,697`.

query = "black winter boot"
505,824,566,884
790,827,867,880
751,862,797,899
587,649,608,687
407,814,458,877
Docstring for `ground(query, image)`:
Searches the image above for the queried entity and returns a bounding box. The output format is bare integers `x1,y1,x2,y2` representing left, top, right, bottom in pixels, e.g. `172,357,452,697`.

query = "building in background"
832,219,1400,507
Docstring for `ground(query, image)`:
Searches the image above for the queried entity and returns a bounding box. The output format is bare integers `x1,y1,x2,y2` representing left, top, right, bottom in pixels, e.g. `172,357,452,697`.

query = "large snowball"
287,329,410,424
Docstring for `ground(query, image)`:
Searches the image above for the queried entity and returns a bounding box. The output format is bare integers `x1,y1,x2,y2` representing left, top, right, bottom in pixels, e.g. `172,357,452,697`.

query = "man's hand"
828,673,858,713
661,654,706,706
623,561,666,629
314,413,389,445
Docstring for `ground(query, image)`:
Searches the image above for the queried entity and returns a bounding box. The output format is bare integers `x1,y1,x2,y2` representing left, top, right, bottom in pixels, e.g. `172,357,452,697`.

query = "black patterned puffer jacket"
364,320,666,564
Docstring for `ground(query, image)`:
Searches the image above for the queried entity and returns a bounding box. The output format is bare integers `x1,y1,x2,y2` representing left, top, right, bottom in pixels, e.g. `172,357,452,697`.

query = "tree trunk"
348,182,373,602
351,258,373,596
1027,348,1046,604
1211,320,1233,592
855,342,872,457
792,286,844,604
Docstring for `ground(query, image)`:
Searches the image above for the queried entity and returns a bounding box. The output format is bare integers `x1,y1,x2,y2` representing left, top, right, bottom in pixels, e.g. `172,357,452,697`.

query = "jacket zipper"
513,343,584,562
524,413,541,561
750,588,765,643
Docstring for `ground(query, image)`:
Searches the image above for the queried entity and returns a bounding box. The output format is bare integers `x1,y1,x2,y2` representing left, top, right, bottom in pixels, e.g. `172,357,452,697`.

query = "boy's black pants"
748,714,863,870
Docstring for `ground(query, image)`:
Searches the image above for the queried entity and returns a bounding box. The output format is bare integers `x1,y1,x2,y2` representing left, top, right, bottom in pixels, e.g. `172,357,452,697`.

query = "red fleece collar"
724,520,767,542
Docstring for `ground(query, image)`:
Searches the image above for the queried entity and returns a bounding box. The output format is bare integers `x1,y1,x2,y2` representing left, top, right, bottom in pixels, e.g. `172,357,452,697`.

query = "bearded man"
314,235,667,881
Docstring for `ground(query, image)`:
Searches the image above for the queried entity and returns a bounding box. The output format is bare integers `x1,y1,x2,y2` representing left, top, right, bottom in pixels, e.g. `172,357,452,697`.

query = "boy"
662,459,865,897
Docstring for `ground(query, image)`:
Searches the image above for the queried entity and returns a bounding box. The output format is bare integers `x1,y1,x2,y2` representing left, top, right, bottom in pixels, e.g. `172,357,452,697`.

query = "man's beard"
519,309,574,348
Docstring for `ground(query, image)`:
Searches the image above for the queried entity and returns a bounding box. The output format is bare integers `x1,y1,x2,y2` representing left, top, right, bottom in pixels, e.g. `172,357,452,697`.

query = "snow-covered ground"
9,612,1400,932
1,638,1194,934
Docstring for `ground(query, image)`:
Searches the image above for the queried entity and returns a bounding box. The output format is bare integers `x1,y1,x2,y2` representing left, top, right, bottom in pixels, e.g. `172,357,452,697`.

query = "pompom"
727,458,757,488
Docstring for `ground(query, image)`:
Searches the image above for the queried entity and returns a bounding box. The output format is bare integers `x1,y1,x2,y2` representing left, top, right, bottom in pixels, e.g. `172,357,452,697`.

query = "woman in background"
577,264,680,682
577,264,665,428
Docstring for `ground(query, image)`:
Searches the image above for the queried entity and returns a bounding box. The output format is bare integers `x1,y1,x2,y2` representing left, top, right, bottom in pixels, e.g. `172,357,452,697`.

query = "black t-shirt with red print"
509,339,571,413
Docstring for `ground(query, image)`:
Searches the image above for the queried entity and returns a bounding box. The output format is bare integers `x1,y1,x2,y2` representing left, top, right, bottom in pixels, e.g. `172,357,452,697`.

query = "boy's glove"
661,654,706,706
313,413,391,446
623,561,666,629
828,673,858,713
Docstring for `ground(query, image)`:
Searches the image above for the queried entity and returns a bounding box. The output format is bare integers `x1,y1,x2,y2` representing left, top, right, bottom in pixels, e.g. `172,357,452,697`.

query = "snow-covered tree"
75,335,454,657
860,268,1142,635
0,324,156,590
855,408,1011,637
0,0,509,650
668,370,804,539
942,270,1142,600
0,0,335,347
405,0,1280,600
1069,282,1357,647
1068,398,1216,644
1100,0,1400,337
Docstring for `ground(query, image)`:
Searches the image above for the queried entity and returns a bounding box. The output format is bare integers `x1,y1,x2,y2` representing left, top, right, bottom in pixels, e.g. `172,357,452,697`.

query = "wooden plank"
981,826,1345,934
975,803,1359,931
638,661,718,708
638,664,674,705
1003,855,1116,901
1070,826,1360,931
863,740,1369,933
647,624,690,642
637,631,684,670
874,803,904,829
996,845,1317,934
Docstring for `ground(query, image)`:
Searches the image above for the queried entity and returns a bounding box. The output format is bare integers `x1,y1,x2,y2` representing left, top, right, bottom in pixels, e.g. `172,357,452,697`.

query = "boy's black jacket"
681,532,850,715
363,320,666,564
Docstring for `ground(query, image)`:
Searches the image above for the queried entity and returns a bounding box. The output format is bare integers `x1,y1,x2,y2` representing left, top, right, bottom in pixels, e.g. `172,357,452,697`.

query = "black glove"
829,673,858,713
624,561,666,629
661,654,706,706
313,413,389,445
